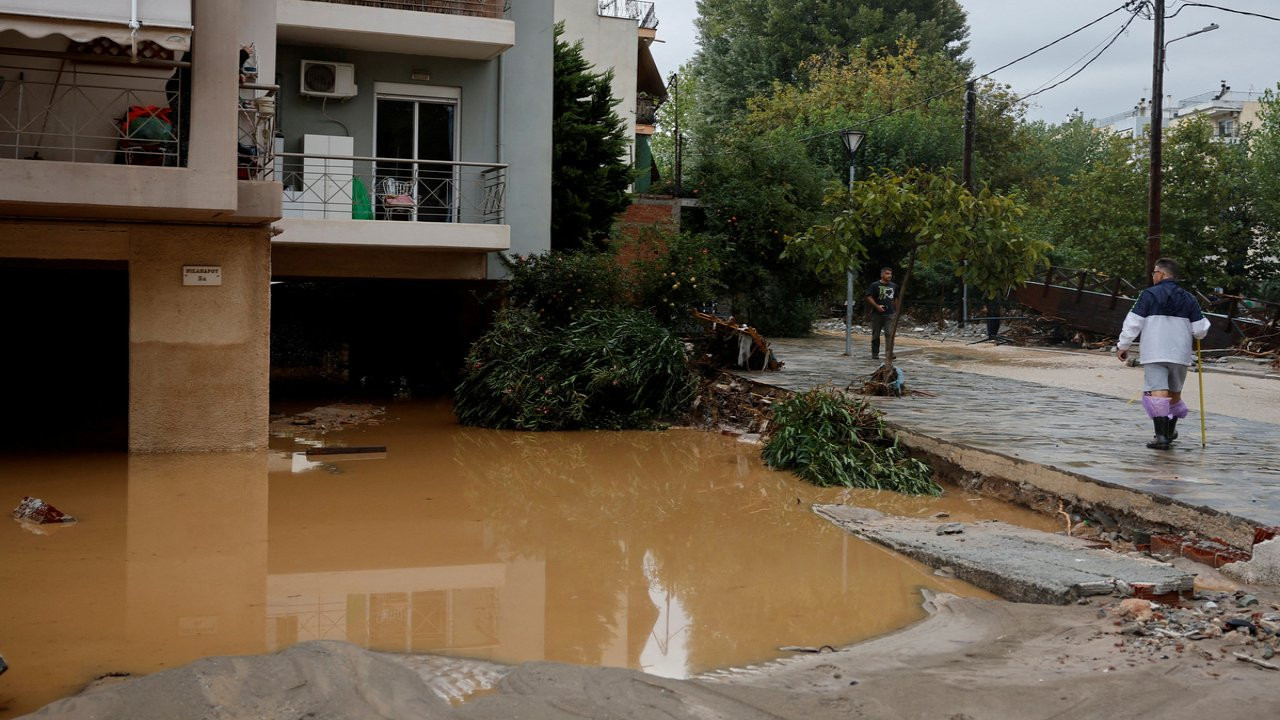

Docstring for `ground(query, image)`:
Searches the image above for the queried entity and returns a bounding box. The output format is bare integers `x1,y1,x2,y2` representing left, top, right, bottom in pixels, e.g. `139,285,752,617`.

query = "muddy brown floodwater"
0,401,1057,717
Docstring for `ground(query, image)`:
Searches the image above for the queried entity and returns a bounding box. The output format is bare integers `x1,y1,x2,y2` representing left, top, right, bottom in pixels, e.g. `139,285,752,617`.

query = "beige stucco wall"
554,0,638,155
129,224,272,452
273,244,486,279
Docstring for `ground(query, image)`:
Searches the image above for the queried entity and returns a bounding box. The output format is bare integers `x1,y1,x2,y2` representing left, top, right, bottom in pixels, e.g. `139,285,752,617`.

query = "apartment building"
555,0,666,190
1094,82,1266,142
0,0,555,452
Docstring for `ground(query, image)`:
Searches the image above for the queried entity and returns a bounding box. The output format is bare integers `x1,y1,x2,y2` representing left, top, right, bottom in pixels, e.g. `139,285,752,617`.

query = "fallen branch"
1234,652,1280,671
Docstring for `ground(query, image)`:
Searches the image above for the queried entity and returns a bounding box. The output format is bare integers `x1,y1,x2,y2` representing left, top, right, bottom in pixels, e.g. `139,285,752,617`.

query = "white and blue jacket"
1116,279,1211,365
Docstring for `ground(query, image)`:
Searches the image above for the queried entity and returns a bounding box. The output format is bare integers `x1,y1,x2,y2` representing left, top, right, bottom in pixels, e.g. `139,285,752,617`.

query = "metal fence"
598,0,658,29
237,84,278,180
0,57,187,165
310,0,505,18
275,152,506,224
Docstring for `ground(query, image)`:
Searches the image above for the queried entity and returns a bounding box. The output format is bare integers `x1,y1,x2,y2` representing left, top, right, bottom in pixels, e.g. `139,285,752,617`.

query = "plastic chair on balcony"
378,177,416,220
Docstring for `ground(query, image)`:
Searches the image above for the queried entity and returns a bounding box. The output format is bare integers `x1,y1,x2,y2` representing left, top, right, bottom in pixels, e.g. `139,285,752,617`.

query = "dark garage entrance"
0,260,129,451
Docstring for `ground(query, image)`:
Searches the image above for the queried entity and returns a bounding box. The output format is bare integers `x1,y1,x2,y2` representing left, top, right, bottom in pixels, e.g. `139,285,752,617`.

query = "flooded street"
0,402,1056,717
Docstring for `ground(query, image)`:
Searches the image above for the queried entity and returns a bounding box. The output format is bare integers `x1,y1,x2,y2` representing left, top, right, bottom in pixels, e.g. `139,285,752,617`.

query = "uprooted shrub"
761,387,940,495
454,307,699,431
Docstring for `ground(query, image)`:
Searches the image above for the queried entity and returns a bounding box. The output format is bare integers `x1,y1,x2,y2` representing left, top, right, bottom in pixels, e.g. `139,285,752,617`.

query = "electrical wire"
1171,2,1280,22
693,1,1146,157
1014,6,1144,102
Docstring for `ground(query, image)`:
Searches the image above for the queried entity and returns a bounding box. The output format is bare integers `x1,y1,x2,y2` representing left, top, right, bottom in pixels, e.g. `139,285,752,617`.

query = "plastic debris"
11,496,77,525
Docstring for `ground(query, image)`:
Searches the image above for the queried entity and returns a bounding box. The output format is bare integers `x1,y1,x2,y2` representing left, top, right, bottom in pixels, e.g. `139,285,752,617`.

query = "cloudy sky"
647,0,1280,124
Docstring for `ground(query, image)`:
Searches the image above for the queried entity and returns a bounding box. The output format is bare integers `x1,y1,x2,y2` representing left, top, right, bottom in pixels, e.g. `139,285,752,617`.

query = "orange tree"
784,167,1046,387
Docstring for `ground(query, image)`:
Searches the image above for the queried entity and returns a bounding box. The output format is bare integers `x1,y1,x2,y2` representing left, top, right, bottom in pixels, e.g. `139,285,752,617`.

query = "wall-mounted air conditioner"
300,61,358,100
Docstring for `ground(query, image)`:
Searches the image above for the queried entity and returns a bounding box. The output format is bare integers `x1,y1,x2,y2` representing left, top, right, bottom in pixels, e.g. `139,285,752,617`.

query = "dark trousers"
870,313,892,357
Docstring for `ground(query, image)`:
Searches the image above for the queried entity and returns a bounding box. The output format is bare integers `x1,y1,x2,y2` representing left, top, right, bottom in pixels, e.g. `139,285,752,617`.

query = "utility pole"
960,79,976,327
1147,0,1165,276
670,72,682,197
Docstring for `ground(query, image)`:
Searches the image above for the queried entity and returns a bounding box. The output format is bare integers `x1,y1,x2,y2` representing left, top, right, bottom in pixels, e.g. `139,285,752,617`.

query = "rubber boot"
1147,417,1171,450
1167,416,1178,441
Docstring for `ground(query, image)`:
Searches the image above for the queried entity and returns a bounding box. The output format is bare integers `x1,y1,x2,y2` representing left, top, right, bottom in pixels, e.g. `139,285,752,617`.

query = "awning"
0,0,192,52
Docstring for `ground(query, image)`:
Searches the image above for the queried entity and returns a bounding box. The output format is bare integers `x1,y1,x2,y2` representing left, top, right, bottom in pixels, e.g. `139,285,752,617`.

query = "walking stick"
1196,338,1206,447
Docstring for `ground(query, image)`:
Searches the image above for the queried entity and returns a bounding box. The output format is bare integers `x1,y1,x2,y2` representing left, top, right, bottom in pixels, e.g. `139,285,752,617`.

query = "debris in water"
12,496,76,525
304,446,388,460
0,654,7,676
777,645,836,654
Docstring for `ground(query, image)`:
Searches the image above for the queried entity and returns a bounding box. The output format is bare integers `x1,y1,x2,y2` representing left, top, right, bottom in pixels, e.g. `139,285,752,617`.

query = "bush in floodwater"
454,307,698,431
761,388,940,495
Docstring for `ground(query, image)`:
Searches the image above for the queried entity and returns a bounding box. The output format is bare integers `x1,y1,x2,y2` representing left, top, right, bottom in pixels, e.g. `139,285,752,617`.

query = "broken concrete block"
11,497,76,525
935,522,964,536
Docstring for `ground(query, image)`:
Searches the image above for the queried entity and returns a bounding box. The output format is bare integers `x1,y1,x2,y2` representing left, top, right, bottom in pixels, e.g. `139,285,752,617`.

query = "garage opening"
0,259,129,451
270,279,496,401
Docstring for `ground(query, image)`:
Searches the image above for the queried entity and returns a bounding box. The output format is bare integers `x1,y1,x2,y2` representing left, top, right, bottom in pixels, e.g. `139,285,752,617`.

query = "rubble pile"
685,375,785,437
268,404,386,437
1102,591,1280,671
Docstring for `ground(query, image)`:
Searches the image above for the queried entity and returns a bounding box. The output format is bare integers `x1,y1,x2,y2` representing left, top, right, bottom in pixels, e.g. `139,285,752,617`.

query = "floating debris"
12,496,76,525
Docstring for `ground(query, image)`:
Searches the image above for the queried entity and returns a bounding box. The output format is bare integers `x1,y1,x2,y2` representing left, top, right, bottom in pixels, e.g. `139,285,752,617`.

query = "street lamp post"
839,129,865,356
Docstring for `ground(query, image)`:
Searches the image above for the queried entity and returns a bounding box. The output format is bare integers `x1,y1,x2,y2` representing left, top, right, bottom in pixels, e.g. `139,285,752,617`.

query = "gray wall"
494,0,554,272
275,45,498,162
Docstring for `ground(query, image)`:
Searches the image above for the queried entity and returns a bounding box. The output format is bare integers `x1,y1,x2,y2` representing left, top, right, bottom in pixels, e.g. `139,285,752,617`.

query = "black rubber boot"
1167,416,1179,441
1147,417,1171,450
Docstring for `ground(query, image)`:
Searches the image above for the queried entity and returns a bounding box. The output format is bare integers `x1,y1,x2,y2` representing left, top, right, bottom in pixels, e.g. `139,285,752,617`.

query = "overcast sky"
647,0,1280,124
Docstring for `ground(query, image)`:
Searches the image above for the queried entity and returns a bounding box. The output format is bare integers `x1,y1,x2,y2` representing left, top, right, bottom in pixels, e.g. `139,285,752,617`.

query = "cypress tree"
552,22,633,251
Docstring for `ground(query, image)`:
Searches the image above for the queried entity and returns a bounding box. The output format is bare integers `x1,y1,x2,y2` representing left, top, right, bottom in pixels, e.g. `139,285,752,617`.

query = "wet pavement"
737,335,1280,528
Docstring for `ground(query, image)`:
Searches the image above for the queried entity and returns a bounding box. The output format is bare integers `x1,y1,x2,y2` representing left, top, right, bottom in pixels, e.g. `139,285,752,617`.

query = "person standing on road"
1115,258,1210,449
865,267,898,360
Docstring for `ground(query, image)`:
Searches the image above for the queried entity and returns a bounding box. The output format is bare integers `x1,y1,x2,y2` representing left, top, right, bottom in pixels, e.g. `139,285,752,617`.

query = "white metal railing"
237,83,278,179
598,0,658,29
275,152,506,223
308,0,505,18
0,57,187,165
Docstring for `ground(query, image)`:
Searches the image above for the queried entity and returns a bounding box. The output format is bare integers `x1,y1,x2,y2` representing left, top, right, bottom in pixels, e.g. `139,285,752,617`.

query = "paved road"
735,335,1280,528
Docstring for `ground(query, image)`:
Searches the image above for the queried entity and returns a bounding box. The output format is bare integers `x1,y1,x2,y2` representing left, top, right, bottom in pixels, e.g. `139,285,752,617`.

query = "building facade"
0,0,555,452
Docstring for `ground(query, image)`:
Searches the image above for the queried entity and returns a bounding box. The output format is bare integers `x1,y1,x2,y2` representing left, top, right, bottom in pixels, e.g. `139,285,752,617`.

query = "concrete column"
128,225,271,452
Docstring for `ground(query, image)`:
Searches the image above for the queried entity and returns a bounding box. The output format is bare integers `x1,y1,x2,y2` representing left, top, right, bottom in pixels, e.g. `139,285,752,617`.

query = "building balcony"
598,0,658,30
0,5,280,224
276,0,514,60
271,148,509,252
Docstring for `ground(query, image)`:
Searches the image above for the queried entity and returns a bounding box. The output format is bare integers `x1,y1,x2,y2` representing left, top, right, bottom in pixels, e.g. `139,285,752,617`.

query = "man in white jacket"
1116,258,1211,449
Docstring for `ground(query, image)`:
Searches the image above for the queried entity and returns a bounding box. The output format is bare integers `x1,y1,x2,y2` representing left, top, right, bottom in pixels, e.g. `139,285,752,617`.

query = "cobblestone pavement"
735,335,1280,528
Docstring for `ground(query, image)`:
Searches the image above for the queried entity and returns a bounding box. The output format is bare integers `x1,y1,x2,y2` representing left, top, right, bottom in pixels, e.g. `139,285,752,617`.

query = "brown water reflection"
0,402,1055,716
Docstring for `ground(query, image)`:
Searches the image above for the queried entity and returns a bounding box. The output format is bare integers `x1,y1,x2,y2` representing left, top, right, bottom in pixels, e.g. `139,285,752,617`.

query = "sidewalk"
734,334,1280,532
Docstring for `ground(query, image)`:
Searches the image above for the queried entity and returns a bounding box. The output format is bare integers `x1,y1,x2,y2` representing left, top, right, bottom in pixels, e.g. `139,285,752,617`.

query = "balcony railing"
307,0,505,18
274,152,506,224
237,84,278,180
598,0,658,29
0,54,188,166
636,95,659,125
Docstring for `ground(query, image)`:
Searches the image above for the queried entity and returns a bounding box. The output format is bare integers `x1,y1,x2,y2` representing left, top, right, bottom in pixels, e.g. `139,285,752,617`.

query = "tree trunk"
878,247,916,388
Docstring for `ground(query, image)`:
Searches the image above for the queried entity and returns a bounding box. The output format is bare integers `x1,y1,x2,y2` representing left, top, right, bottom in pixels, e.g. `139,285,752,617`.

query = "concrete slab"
814,504,1195,604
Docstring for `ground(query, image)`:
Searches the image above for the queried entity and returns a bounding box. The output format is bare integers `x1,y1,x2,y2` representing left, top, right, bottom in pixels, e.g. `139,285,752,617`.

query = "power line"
1172,2,1280,22
1015,6,1144,102
693,1,1146,157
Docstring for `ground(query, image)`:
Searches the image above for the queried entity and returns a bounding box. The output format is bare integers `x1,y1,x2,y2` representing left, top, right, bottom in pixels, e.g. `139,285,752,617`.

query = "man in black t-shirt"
865,267,898,360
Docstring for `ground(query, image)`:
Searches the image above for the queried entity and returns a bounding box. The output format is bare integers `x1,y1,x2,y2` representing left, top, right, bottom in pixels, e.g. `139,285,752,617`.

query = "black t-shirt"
866,281,897,315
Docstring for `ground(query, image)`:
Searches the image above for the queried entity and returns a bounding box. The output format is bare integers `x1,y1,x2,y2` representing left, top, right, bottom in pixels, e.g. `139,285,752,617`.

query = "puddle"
0,401,1055,717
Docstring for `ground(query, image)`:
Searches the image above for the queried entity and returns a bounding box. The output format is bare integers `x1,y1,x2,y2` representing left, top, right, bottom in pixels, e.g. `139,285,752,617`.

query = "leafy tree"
690,0,970,127
1030,115,1277,295
552,23,632,251
785,168,1045,383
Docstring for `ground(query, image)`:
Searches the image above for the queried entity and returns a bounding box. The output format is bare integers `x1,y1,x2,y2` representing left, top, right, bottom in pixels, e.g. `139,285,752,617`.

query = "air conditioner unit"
300,61,357,100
